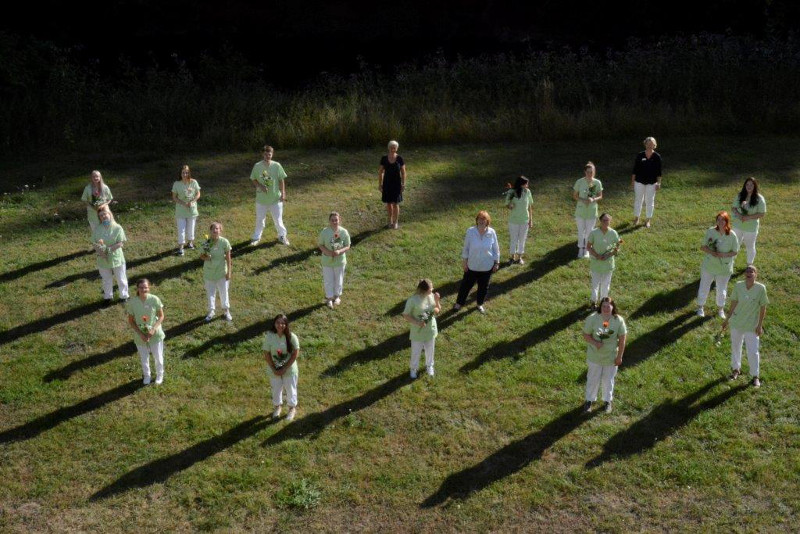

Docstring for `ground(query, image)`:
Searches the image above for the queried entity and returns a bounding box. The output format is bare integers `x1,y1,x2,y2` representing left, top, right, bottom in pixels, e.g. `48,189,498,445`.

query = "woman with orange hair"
696,211,740,318
454,211,500,314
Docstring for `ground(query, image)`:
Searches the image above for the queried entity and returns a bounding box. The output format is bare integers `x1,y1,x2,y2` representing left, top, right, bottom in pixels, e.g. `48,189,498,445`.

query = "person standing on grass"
696,211,740,318
722,265,768,388
631,136,662,228
378,140,406,229
454,210,500,314
201,222,233,322
126,279,165,385
263,314,300,421
318,212,351,309
250,145,289,246
81,170,113,233
582,297,627,414
92,207,129,304
731,177,766,265
171,164,201,256
402,279,441,378
586,213,621,308
573,162,602,259
505,175,533,264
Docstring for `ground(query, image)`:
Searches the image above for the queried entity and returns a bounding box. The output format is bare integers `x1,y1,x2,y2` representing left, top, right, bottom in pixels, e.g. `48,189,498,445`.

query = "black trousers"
456,269,493,306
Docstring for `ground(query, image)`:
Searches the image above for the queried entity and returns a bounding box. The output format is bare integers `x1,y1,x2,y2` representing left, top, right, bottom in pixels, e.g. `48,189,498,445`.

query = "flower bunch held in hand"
595,320,615,340
600,239,623,261
273,349,290,370
93,239,108,255
200,234,213,255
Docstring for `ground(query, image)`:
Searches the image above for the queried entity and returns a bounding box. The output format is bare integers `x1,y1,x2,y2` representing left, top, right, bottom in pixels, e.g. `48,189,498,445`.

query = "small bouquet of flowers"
739,200,749,216
260,170,273,187
600,239,623,261
707,237,726,266
183,187,195,203
273,349,290,370
138,315,152,335
587,183,599,200
200,234,213,255
92,239,108,255
595,320,615,340
418,310,433,328
503,183,515,206
91,194,105,207
330,232,343,251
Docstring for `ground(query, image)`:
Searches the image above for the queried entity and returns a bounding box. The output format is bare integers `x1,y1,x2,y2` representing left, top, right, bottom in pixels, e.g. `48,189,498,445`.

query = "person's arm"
583,332,603,349
150,306,165,336
400,164,406,191
756,305,767,336
403,312,424,328
590,192,603,203
614,334,627,366
279,179,286,202
276,347,299,377
722,300,738,329
587,240,600,259
334,244,351,256
461,231,471,272
264,350,278,373
433,292,441,314
192,184,201,203
253,179,267,193
743,212,765,222
491,231,500,272
700,244,717,257
378,165,385,191
128,313,148,343
527,203,534,228
224,250,232,281
318,244,333,257
655,155,662,189
572,190,580,202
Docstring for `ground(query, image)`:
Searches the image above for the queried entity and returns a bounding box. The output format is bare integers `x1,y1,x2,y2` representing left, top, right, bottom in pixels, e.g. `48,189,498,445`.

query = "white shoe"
143,376,151,385
155,376,163,385
250,239,260,246
410,370,418,379
272,406,282,418
278,236,290,245
333,297,341,306
583,250,590,259
477,305,486,314
224,310,233,321
696,307,705,317
718,309,726,319
205,312,215,322
327,300,334,309
286,407,296,422
453,303,462,311
427,366,435,377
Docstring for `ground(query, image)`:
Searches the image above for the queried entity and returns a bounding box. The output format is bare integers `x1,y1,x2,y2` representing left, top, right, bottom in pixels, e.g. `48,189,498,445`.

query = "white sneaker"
718,309,726,319
205,312,215,322
286,407,296,422
327,300,334,309
453,303,462,311
224,310,233,321
427,366,435,377
477,305,486,314
155,376,163,385
333,297,341,306
278,236,290,245
250,239,260,246
272,406,282,418
583,250,590,258
410,370,418,379
143,376,151,385
696,307,705,317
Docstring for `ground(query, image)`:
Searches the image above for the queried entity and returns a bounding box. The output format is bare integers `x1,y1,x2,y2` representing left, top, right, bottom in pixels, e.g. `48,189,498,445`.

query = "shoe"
603,401,613,414
696,307,705,317
278,236,290,245
333,297,341,306
143,376,151,385
176,248,184,256
155,376,163,385
223,311,232,321
119,298,128,304
250,239,260,246
410,370,418,379
583,250,590,259
272,406,282,418
645,220,651,228
187,243,195,249
633,217,640,226
728,369,740,381
427,366,434,377
327,300,334,309
453,303,462,311
582,401,592,413
577,248,584,259
286,407,296,421
477,305,486,314
751,377,761,388
205,312,215,322
392,223,399,229
718,309,726,319
518,257,525,265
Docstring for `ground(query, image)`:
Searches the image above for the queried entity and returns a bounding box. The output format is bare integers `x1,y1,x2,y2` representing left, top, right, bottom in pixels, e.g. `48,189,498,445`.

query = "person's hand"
594,340,604,349
280,194,286,202
528,220,533,229
492,263,499,273
463,261,469,273
630,181,635,190
756,325,763,336
614,355,623,366
401,184,405,191
139,332,148,343
378,184,383,192
722,318,729,329
200,254,210,261
433,291,441,302
655,183,661,191
225,272,231,281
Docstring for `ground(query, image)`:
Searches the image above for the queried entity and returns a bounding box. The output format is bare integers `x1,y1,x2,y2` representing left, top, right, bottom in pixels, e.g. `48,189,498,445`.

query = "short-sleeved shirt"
583,312,627,366
91,222,126,269
262,331,300,378
731,194,766,233
632,151,662,185
461,226,500,271
81,184,113,225
318,226,351,268
588,227,620,273
172,179,200,218
573,178,602,219
701,228,739,276
250,160,287,205
403,293,438,342
506,188,533,224
126,294,166,347
202,237,231,281
729,281,769,332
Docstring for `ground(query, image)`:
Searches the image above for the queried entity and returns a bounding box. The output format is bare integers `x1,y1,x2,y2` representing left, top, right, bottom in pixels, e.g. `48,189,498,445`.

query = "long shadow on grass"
45,248,177,288
422,407,599,507
182,303,320,359
263,373,412,447
586,378,748,469
43,316,207,383
251,228,383,275
0,250,92,284
629,279,700,320
321,308,473,377
91,415,275,500
384,241,577,316
460,306,588,373
0,380,142,444
0,299,111,347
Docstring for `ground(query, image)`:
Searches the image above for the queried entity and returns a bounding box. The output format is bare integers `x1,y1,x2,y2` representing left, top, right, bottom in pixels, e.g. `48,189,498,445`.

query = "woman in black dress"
378,140,406,229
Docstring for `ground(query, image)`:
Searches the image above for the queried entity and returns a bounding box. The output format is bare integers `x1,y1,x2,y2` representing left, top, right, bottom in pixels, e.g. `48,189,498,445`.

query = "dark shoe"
102,299,113,307
176,248,184,256
582,401,592,413
603,401,613,414
187,243,195,249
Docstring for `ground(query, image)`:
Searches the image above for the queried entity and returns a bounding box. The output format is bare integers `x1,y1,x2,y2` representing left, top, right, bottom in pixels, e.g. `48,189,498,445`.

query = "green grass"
1,138,798,531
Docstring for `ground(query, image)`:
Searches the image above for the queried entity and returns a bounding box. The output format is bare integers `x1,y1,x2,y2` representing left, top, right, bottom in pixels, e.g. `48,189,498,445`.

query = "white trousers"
585,361,618,402
252,201,286,240
99,265,129,299
575,217,596,249
322,265,345,299
508,222,529,255
730,329,760,377
633,182,657,218
137,339,164,381
590,271,613,302
410,339,435,371
204,278,230,313
732,228,758,264
176,216,197,246
88,218,99,233
696,270,731,308
270,373,298,407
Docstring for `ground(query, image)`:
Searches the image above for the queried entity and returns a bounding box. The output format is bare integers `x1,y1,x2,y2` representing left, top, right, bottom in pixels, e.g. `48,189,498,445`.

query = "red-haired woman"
696,211,740,318
454,210,500,314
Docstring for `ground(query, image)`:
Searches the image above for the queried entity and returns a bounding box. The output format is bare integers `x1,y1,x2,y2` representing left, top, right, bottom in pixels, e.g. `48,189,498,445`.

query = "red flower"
142,315,149,323
602,321,609,328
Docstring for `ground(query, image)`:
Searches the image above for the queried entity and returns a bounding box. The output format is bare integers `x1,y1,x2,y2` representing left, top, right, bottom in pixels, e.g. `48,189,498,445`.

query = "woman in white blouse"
454,210,500,314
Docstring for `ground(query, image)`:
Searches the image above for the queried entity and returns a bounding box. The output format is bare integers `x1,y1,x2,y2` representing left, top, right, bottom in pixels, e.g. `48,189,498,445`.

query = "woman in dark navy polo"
631,136,662,228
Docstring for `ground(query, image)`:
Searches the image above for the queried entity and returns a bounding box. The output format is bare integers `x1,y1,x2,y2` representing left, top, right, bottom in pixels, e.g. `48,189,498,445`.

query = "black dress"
380,155,404,203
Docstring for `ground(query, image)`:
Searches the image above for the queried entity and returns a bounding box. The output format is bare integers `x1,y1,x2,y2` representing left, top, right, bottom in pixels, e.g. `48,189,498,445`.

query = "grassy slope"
0,138,798,532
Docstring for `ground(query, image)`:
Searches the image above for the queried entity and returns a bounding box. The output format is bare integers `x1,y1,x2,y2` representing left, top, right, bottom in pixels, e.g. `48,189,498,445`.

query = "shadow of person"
0,299,111,347
0,380,142,444
585,378,748,469
45,248,178,289
1,249,92,284
90,415,274,500
421,407,600,508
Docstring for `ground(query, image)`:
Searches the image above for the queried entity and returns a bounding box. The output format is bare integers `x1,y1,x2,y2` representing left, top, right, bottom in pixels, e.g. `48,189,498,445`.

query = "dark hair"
598,212,612,222
268,313,293,351
598,297,619,316
511,175,529,199
263,145,274,153
416,278,433,294
135,278,151,296
737,177,760,208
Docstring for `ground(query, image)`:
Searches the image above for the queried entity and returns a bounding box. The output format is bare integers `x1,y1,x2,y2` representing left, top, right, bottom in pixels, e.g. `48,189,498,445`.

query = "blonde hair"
476,210,491,226
90,170,104,186
643,136,658,149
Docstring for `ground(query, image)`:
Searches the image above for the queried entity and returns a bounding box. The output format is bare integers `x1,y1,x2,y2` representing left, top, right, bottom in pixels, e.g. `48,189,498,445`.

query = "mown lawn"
1,138,798,532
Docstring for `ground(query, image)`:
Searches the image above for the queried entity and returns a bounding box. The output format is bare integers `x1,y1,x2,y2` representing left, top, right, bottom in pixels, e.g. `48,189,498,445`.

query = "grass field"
1,138,798,532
